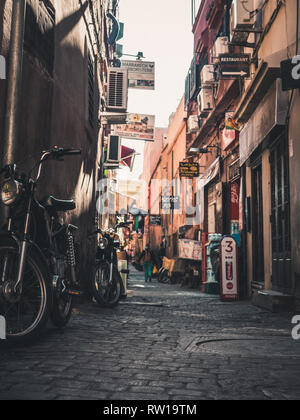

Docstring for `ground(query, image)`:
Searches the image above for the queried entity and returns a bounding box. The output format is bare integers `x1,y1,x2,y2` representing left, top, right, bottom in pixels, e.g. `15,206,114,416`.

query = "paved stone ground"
0,266,300,400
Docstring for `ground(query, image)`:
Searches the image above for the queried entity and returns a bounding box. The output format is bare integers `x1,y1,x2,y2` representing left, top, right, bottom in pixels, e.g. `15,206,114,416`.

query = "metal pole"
2,0,26,167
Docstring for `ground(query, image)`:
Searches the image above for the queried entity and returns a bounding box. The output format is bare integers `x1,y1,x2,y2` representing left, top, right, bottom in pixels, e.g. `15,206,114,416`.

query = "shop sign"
113,113,155,141
281,56,300,91
121,60,155,90
178,239,202,261
179,162,199,178
149,215,162,226
220,236,239,301
219,54,250,79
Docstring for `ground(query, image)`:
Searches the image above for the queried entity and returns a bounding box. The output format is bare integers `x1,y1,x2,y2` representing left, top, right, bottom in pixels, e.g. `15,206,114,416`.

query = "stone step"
252,290,295,313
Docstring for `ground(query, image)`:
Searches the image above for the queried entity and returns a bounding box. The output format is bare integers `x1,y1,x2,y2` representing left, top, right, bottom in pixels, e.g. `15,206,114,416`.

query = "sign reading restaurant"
121,60,155,90
219,54,250,79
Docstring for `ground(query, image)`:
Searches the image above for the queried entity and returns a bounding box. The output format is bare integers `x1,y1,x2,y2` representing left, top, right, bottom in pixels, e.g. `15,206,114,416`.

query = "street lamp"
189,145,221,154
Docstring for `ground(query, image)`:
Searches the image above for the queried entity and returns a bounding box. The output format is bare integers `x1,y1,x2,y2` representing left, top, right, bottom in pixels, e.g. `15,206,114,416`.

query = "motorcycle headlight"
1,179,21,206
99,238,108,250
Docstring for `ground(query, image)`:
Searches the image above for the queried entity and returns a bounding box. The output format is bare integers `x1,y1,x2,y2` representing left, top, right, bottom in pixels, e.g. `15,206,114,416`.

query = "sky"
116,0,194,180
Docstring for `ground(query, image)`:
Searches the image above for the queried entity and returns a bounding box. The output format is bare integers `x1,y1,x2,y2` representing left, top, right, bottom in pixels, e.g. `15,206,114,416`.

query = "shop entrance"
270,133,292,292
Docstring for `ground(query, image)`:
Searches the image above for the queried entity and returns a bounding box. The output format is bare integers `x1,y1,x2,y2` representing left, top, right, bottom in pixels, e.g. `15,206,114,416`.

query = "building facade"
141,0,300,309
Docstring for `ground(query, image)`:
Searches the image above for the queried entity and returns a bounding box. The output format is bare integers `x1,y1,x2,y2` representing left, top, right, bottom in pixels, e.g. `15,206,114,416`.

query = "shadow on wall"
0,1,98,286
0,0,7,49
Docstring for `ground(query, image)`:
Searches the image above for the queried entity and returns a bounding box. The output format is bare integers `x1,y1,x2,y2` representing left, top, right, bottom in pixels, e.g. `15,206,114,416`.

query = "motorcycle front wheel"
90,262,121,308
0,244,51,345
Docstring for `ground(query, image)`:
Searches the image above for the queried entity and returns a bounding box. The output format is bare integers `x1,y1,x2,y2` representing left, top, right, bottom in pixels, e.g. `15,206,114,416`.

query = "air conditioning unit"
197,87,214,116
213,37,229,60
107,68,128,111
187,115,199,134
231,0,255,30
201,65,215,85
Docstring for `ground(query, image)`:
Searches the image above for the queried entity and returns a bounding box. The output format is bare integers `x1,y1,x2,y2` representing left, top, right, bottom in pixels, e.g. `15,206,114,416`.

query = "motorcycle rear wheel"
90,262,121,308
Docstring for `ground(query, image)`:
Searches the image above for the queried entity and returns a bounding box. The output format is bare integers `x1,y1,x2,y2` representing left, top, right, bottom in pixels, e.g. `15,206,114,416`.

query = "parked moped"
89,222,131,308
0,147,81,344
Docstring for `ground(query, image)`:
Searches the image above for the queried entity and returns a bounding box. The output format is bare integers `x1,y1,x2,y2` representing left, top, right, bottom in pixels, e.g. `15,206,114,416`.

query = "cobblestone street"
0,266,300,401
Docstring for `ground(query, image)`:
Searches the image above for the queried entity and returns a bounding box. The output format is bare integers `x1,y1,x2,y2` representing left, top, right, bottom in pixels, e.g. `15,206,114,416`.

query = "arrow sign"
222,71,248,77
219,54,250,79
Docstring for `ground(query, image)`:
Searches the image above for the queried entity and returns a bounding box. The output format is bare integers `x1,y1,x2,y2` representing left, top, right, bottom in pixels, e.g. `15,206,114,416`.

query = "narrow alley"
0,266,299,401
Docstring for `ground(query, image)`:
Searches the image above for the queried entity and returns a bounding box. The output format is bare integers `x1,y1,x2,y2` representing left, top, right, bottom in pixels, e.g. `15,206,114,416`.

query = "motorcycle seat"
42,196,76,212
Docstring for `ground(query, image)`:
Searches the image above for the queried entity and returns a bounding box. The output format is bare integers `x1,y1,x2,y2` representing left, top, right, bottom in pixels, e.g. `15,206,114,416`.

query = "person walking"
139,245,155,282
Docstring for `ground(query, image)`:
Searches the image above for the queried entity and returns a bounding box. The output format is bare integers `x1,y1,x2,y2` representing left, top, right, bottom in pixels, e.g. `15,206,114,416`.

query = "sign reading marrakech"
121,60,155,90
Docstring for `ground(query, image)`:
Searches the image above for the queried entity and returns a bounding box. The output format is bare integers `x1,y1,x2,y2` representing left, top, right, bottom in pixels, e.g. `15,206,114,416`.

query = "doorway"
270,134,292,292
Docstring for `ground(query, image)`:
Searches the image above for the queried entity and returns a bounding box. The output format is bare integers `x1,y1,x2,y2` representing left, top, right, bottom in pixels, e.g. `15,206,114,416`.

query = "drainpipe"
2,0,26,167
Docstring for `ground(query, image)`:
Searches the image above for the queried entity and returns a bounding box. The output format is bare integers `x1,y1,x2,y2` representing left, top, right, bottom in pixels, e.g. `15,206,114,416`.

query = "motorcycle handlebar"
61,149,82,156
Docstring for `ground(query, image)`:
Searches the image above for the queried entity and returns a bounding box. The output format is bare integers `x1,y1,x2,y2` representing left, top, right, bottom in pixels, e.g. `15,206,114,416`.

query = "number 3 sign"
220,236,239,301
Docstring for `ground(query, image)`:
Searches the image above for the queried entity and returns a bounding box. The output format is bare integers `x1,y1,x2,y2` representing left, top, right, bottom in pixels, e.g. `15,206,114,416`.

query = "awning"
239,78,289,166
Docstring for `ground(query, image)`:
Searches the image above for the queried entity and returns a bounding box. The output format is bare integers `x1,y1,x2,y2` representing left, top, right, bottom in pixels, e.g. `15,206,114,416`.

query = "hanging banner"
220,236,239,301
222,128,236,151
230,181,240,221
121,60,155,90
113,113,155,141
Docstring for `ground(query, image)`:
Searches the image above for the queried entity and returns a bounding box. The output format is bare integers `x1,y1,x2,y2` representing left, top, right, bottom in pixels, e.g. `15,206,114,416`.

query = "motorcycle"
89,222,131,308
0,147,81,344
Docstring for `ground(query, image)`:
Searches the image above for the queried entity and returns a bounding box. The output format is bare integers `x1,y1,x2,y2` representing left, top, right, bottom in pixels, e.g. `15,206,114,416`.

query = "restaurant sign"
219,54,250,79
179,162,199,178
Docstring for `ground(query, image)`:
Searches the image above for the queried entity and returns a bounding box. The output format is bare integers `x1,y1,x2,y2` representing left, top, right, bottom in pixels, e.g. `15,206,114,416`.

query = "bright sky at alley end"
118,0,194,128
117,0,194,180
